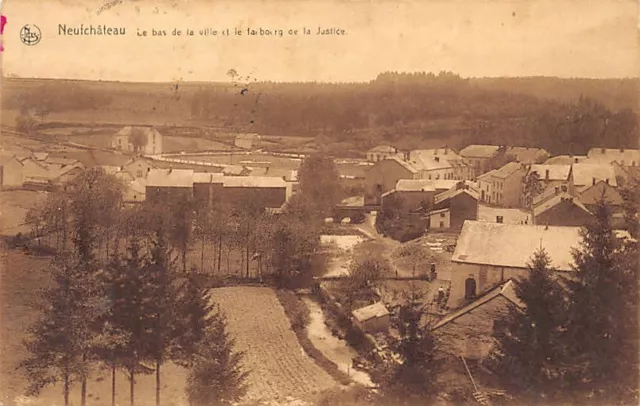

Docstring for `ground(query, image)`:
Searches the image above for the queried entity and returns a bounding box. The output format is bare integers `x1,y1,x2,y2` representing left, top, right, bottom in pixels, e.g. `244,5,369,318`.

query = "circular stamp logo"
20,24,41,46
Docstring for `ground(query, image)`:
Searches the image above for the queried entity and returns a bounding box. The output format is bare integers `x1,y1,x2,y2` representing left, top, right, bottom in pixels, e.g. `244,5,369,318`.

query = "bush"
276,289,310,332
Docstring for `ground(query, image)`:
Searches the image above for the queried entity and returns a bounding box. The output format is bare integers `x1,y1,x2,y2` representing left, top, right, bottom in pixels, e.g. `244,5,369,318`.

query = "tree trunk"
64,369,70,406
81,376,87,406
201,234,205,272
217,234,222,273
182,247,187,272
112,364,116,406
129,364,135,406
156,359,161,406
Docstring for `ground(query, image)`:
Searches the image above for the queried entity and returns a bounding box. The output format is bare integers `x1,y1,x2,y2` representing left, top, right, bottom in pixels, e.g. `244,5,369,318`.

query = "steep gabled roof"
506,147,549,164
434,187,479,205
532,193,592,217
529,164,571,181
433,280,523,330
452,221,581,271
571,163,617,187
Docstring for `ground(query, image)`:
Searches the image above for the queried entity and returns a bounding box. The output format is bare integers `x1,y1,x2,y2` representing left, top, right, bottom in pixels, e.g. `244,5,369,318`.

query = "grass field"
211,287,338,404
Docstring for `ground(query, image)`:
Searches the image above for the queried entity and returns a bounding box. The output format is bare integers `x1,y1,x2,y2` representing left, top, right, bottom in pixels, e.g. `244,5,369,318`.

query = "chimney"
169,166,173,174
620,148,624,153
545,169,550,180
605,178,609,185
404,151,410,161
555,186,559,195
444,147,448,155
592,177,596,185
574,157,579,163
601,148,606,154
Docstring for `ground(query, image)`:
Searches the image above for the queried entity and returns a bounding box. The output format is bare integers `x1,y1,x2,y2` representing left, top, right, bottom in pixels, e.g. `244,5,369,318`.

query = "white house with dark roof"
364,156,420,205
449,221,582,307
477,162,527,208
408,148,474,181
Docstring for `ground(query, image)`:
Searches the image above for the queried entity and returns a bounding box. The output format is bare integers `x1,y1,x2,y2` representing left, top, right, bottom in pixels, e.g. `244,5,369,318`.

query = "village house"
43,156,85,171
193,172,225,206
433,280,523,360
364,156,420,206
381,179,436,212
532,193,594,227
505,146,550,164
586,147,640,167
0,155,25,189
408,148,473,181
477,204,531,225
145,168,194,203
449,221,582,308
50,166,84,185
576,180,626,228
110,126,163,156
527,164,571,192
366,145,399,163
352,302,390,334
220,176,289,210
122,179,147,204
569,163,617,195
430,182,479,231
477,162,526,208
17,156,50,185
123,157,158,179
458,145,501,177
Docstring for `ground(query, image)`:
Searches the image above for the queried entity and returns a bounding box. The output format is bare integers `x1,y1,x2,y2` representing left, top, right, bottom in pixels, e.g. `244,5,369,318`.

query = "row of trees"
20,154,345,405
20,168,248,406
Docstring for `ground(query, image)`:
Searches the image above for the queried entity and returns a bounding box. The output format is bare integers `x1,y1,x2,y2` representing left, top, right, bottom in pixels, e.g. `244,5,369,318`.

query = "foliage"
522,170,544,209
619,171,640,237
263,214,321,288
185,306,248,406
19,254,107,406
276,290,310,332
488,248,569,402
372,282,441,398
128,127,148,154
563,198,639,404
297,153,343,218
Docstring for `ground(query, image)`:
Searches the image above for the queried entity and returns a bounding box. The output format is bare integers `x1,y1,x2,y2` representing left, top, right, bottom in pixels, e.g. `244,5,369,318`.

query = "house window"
137,170,143,177
465,277,477,299
440,213,445,218
439,221,444,228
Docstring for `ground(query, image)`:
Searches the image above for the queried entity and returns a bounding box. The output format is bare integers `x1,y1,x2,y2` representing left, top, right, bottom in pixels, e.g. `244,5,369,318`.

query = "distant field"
211,287,337,404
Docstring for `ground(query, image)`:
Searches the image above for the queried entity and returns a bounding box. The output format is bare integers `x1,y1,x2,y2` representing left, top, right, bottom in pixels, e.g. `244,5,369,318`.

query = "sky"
1,0,638,82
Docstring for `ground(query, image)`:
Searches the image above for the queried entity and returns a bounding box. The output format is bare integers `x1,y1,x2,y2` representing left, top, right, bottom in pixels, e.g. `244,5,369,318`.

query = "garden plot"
210,287,337,404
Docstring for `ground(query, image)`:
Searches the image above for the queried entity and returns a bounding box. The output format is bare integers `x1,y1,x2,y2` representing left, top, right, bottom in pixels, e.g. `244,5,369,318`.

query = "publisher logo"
20,24,41,46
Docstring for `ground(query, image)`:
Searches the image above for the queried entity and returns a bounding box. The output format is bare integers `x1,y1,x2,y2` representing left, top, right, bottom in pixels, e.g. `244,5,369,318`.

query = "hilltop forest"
3,72,638,156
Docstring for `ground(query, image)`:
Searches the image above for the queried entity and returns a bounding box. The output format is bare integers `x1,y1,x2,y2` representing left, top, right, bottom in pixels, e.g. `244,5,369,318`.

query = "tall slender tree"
185,306,248,406
564,198,638,404
489,248,568,403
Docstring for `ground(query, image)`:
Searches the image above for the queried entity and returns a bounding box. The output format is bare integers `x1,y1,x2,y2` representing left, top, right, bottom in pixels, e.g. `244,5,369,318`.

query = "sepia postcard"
0,1,638,406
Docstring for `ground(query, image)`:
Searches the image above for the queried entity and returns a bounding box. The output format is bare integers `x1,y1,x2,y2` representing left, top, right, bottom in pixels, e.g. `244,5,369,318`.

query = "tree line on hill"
18,154,345,406
5,74,637,157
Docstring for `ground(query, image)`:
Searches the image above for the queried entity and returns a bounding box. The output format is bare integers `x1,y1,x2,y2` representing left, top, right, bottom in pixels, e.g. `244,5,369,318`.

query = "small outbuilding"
352,302,390,334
